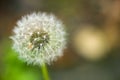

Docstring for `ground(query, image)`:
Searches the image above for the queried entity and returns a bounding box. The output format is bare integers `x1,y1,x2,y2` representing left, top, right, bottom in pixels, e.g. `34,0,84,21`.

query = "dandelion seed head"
10,12,67,66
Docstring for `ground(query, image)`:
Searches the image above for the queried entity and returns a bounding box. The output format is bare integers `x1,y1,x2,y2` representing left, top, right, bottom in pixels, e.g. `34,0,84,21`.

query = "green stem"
41,63,50,80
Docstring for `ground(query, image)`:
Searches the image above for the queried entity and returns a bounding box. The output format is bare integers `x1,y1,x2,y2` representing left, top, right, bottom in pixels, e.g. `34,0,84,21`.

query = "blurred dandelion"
10,12,67,80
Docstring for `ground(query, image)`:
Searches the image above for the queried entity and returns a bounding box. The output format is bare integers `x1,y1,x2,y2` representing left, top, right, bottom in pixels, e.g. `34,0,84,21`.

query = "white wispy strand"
10,12,66,66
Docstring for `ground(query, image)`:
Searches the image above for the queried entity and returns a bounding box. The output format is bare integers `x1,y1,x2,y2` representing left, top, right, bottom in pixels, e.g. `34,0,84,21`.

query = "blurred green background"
0,0,120,80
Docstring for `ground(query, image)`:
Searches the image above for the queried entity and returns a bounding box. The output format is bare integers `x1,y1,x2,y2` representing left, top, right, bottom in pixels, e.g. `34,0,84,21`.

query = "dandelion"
10,12,66,66
10,12,67,80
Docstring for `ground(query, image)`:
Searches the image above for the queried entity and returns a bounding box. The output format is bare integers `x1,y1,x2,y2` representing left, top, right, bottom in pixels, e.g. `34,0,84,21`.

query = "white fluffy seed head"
10,12,67,66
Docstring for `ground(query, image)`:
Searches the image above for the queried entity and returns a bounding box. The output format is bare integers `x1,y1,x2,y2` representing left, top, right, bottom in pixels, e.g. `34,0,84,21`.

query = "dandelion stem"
41,63,50,80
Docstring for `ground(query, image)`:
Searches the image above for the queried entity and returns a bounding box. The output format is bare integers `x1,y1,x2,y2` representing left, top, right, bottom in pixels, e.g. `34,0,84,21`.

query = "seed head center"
29,30,49,50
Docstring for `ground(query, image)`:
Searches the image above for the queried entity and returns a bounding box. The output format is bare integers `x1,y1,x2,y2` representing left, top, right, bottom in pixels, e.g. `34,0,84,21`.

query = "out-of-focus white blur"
72,25,110,61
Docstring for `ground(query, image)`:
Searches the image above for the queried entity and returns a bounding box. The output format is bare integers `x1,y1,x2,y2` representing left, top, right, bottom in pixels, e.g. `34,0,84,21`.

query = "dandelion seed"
10,12,67,66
